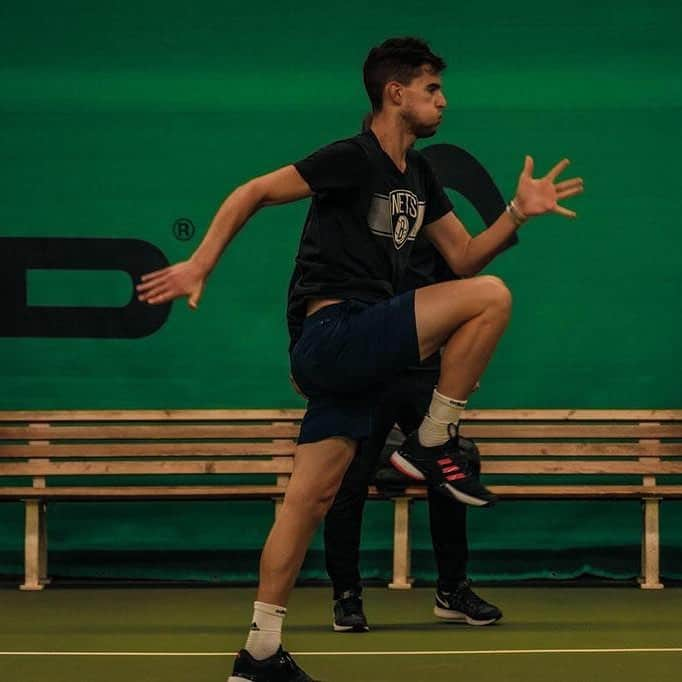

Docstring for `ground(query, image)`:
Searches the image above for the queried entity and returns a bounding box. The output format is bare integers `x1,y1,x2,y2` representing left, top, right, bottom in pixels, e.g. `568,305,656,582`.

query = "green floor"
1,586,680,681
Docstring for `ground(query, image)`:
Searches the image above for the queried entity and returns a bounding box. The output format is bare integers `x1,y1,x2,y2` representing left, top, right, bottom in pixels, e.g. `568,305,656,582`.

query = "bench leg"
20,500,45,591
389,497,413,590
39,502,51,585
640,498,663,590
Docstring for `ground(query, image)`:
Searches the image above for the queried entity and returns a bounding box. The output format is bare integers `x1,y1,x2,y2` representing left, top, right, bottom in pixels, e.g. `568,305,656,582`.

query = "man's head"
363,37,447,138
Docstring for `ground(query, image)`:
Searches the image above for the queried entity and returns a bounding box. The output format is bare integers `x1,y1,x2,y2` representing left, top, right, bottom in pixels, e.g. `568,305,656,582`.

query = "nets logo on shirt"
390,190,420,249
368,190,426,250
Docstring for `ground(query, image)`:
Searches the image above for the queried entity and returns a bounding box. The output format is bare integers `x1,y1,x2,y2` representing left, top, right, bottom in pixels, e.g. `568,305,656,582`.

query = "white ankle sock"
418,389,467,447
244,601,286,660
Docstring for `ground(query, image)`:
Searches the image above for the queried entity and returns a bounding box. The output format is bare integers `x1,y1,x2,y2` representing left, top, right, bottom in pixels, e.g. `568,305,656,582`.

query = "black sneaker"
333,590,369,632
389,426,496,507
434,580,503,626
228,646,320,682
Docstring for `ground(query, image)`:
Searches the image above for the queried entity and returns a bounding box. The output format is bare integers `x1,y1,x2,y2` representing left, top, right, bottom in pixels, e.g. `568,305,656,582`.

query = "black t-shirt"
397,233,457,371
398,237,454,293
287,129,453,349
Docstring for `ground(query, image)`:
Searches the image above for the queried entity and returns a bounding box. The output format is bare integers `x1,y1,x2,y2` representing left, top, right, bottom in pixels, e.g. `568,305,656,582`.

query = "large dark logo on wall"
1,237,170,338
420,143,507,228
2,144,509,339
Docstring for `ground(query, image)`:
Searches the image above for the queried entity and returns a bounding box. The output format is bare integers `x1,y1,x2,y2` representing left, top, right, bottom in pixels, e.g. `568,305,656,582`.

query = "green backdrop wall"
1,0,681,583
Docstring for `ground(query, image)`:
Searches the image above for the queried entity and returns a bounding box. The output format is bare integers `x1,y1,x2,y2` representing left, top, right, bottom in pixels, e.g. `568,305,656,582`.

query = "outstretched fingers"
546,158,571,182
137,277,166,294
145,289,175,305
555,178,583,193
137,268,177,303
137,271,171,299
140,267,171,283
554,175,584,217
553,204,577,219
136,260,204,307
556,179,584,201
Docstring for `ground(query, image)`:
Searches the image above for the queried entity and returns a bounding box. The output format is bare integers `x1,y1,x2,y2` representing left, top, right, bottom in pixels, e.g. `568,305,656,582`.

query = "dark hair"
363,37,446,112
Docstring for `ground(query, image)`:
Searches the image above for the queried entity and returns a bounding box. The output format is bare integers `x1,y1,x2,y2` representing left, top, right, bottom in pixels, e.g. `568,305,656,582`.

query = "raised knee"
480,275,512,312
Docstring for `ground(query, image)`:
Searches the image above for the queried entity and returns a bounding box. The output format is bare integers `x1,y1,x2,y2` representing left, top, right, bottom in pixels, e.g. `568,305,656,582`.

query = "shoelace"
452,581,490,610
280,650,305,674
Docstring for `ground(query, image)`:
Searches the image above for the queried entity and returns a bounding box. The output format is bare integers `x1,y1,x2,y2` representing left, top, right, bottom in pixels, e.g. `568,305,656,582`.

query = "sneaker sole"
333,622,370,632
390,452,494,507
227,676,253,682
442,482,495,507
434,605,501,626
389,451,425,481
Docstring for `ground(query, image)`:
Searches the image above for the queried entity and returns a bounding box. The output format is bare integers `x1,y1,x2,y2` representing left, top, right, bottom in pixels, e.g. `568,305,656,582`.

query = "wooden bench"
1,409,680,591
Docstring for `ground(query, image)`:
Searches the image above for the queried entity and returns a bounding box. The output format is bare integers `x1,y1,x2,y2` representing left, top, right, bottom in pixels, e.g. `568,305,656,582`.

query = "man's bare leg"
258,437,356,605
391,275,511,504
415,275,512,398
240,436,356,665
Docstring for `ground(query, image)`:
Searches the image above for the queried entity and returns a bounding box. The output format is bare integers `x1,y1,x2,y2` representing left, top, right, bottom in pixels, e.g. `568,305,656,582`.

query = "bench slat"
2,485,680,501
459,424,682,438
488,485,682,498
0,410,306,422
463,410,682,421
11,461,681,476
0,485,287,499
3,409,681,422
4,426,680,444
369,485,682,499
0,424,301,440
0,460,294,475
477,443,681,456
2,442,679,459
0,442,296,458
482,461,682,474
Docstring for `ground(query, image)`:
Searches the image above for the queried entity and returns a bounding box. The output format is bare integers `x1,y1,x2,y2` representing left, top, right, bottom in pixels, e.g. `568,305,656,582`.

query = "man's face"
398,66,447,138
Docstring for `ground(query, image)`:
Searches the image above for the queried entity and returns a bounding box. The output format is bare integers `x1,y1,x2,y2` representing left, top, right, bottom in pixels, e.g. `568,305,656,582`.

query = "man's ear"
386,81,403,106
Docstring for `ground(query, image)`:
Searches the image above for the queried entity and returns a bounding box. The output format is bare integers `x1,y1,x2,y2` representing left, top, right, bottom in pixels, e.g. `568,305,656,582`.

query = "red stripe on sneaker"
442,465,460,474
437,458,452,465
446,473,467,481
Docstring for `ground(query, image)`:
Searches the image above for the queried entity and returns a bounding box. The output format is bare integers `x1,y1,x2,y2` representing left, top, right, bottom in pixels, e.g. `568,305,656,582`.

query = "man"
326,239,502,633
138,36,583,682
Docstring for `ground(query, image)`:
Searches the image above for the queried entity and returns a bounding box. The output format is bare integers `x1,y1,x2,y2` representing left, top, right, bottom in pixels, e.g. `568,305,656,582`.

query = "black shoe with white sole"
228,646,320,682
333,590,369,632
389,427,496,507
434,581,503,626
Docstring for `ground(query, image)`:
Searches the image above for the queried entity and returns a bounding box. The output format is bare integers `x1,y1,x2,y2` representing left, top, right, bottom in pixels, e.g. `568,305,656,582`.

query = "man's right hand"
136,259,206,309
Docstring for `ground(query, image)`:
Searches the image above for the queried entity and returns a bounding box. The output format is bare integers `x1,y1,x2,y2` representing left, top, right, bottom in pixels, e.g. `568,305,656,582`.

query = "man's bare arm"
137,165,312,307
423,210,517,277
424,156,584,276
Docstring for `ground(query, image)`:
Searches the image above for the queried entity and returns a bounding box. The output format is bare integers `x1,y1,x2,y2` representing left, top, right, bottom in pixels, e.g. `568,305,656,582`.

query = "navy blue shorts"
290,292,421,444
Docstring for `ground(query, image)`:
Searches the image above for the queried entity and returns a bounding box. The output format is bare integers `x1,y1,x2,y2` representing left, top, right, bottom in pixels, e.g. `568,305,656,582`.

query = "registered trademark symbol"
173,218,196,241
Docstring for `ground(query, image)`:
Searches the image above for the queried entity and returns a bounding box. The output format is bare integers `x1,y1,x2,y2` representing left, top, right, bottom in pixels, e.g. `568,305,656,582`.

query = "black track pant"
323,367,468,599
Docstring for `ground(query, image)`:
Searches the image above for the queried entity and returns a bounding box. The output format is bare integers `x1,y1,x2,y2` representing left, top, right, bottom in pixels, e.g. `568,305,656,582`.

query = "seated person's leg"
428,488,503,625
324,440,376,599
395,365,503,625
324,387,405,631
